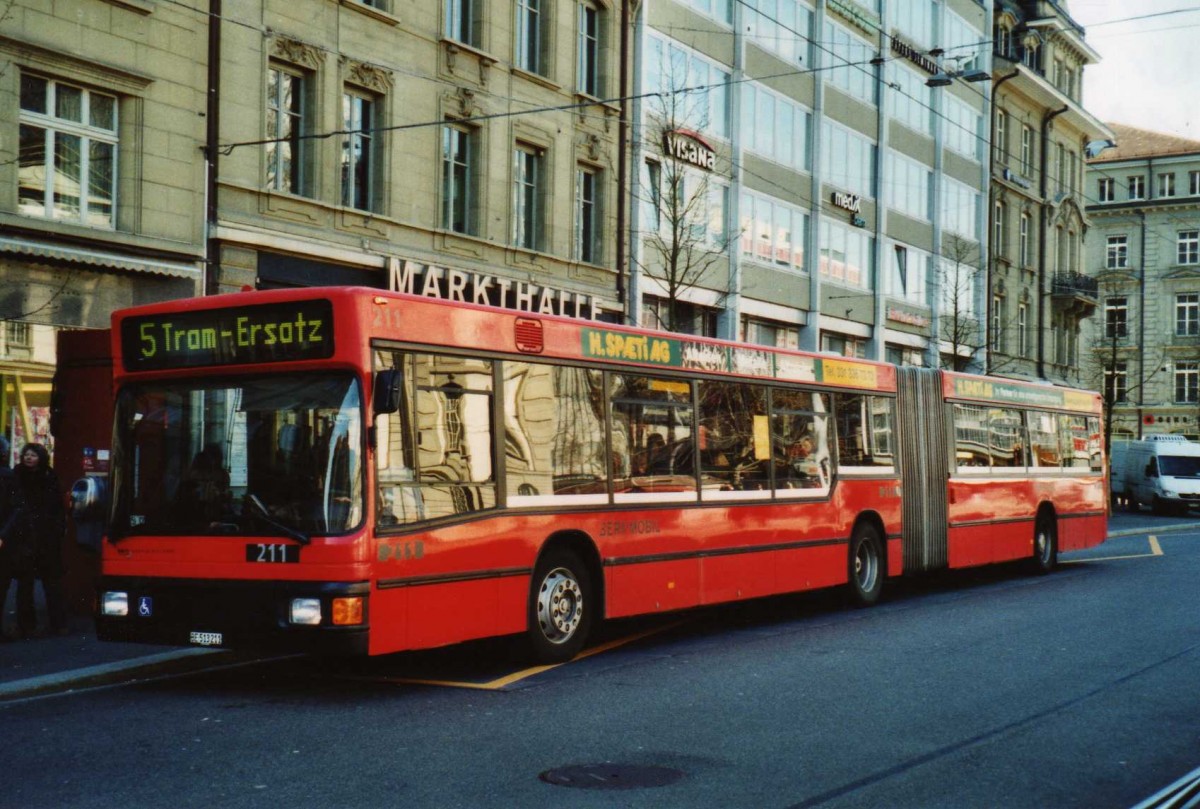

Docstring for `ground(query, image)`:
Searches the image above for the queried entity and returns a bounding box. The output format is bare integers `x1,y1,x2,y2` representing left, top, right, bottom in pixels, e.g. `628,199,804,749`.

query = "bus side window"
374,351,498,525
697,380,768,490
504,363,607,500
834,393,895,469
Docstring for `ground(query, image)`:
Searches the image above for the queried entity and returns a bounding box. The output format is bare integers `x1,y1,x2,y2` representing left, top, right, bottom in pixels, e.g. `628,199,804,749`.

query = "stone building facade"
1086,124,1200,440
985,0,1112,384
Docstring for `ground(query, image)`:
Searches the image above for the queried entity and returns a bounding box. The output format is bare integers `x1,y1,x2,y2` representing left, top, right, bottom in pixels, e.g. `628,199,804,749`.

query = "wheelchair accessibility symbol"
138,596,153,617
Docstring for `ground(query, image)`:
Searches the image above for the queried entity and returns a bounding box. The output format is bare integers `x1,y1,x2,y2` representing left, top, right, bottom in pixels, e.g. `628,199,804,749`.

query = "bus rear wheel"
1032,514,1058,574
527,549,593,664
848,523,884,606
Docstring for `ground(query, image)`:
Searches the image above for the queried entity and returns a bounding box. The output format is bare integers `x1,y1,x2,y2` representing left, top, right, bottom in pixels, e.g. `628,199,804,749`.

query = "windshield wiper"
247,494,311,545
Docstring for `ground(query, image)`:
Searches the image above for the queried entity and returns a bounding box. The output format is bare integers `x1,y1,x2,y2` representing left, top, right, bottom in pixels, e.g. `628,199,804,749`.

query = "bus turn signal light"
332,597,363,626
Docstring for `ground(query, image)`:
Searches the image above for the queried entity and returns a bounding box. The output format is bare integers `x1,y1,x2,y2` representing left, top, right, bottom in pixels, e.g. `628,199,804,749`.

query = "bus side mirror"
374,369,403,416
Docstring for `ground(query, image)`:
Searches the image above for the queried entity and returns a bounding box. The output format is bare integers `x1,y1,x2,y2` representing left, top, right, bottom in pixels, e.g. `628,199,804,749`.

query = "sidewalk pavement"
2,520,1195,703
0,586,250,703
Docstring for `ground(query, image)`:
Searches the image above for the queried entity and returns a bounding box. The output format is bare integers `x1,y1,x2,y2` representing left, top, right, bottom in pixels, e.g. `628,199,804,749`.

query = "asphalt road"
3,519,1199,809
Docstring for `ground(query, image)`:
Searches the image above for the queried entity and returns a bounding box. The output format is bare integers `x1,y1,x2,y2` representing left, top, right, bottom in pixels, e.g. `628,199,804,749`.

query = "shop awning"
0,236,201,279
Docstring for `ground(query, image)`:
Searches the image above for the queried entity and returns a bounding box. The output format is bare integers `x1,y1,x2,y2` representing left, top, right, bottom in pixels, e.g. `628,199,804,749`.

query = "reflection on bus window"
1029,411,1061,468
375,351,497,525
611,373,696,500
771,390,831,493
989,408,1026,469
504,363,607,501
698,381,769,492
111,373,363,537
835,393,895,469
954,404,991,470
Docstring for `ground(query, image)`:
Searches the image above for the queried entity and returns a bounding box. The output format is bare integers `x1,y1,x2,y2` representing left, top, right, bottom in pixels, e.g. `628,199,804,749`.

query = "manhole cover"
539,764,685,790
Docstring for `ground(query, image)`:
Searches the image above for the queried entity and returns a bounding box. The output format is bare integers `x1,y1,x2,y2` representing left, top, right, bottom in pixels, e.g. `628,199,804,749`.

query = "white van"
1112,435,1200,514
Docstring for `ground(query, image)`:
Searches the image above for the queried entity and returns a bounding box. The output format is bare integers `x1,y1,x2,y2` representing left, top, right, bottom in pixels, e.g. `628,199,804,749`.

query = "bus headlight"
290,598,322,626
102,591,129,617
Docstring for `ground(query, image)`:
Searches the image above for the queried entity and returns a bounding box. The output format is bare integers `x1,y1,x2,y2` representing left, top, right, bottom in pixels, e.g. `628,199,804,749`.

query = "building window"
1176,361,1200,404
1105,297,1128,339
821,333,867,358
885,344,925,367
1098,177,1114,202
993,200,1006,255
1179,231,1199,265
18,73,117,227
1128,176,1145,200
645,35,731,141
1158,173,1176,198
445,0,480,47
887,151,932,221
743,83,812,172
266,66,309,195
1106,235,1128,269
513,143,545,251
994,108,1008,163
442,122,478,234
516,0,547,75
341,91,375,211
745,0,811,62
1020,125,1033,173
1019,212,1030,266
742,317,799,350
577,3,600,96
1105,362,1128,403
990,295,1003,351
820,121,875,196
820,217,873,290
575,165,599,263
642,296,718,336
1191,170,1200,197
1177,293,1200,336
885,242,929,305
822,20,875,105
5,321,31,349
742,190,809,273
940,176,979,239
1017,303,1029,357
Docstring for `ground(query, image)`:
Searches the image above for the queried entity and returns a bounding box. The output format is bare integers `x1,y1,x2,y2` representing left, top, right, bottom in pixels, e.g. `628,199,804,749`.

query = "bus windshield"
110,372,364,539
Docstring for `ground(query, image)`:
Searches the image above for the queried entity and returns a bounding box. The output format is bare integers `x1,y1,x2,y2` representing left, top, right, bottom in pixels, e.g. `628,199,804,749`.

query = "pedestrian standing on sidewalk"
0,435,35,640
15,442,68,636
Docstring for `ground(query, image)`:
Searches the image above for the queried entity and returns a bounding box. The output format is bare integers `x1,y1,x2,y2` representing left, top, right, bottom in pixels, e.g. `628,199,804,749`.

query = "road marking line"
1063,534,1163,564
389,622,684,691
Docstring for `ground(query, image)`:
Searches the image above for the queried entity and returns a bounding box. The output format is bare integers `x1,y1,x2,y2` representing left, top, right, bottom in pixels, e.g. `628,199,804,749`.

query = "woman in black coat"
15,443,67,636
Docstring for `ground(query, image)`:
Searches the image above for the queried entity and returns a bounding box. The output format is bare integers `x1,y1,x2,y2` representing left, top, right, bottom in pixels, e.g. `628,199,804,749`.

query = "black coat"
15,464,66,577
0,465,33,574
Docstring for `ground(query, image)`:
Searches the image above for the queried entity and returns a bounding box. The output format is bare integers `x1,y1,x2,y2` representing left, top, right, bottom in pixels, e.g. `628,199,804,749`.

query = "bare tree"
1082,328,1169,459
938,235,983,371
634,62,733,333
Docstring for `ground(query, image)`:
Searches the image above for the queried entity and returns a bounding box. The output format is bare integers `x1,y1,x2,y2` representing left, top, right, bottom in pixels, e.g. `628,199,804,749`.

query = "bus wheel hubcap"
538,568,582,643
856,544,877,591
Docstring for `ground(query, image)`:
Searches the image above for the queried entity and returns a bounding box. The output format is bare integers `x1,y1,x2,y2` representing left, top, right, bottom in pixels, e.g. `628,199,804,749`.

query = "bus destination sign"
121,299,335,371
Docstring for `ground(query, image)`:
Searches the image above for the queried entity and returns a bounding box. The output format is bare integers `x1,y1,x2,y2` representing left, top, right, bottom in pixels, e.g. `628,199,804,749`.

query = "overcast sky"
1066,1,1200,140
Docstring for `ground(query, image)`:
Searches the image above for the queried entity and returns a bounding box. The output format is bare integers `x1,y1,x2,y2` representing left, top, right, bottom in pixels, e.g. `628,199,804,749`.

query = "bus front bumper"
95,577,371,656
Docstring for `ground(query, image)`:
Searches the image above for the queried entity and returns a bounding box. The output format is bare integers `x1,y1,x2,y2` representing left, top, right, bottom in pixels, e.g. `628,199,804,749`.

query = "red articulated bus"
95,286,1108,661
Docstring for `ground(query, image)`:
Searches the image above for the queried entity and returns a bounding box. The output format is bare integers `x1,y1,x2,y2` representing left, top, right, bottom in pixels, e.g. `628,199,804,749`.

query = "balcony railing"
1051,271,1099,300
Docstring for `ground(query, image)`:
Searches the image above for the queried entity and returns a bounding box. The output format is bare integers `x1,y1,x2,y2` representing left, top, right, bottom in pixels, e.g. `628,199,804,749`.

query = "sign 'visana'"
662,130,716,171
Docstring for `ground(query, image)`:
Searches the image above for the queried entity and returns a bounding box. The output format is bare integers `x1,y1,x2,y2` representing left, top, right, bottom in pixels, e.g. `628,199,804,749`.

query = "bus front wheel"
527,548,593,663
848,523,884,606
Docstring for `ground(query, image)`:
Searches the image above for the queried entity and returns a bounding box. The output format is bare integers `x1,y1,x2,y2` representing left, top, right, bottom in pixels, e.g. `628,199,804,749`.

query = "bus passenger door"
895,368,950,572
